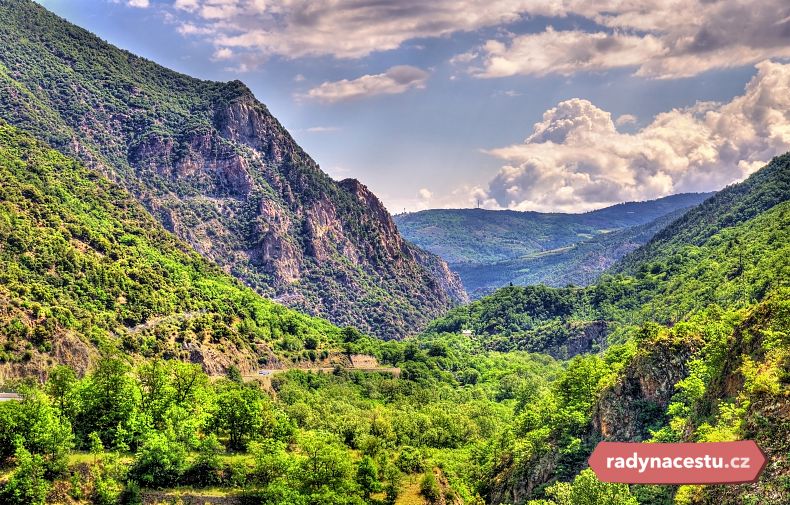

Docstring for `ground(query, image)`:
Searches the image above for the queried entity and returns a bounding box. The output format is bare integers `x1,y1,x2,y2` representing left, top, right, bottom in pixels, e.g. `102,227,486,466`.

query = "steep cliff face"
592,333,702,441
0,0,467,339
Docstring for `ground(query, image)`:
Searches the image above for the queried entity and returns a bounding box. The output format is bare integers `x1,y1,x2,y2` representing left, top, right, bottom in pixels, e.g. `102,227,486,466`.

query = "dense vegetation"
0,1,787,503
0,122,343,373
0,0,467,340
1,333,567,504
427,156,790,356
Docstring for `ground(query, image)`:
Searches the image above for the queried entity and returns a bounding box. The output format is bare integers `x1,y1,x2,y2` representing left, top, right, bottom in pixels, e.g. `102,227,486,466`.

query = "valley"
395,193,711,297
0,1,787,505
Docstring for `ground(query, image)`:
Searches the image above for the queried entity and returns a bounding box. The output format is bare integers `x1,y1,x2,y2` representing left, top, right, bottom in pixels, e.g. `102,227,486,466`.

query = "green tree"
45,365,76,420
250,439,292,485
298,431,354,492
226,365,243,384
531,469,638,505
74,357,140,449
128,432,186,487
0,388,73,469
0,444,50,505
137,359,175,429
212,384,271,450
356,455,381,500
419,471,441,504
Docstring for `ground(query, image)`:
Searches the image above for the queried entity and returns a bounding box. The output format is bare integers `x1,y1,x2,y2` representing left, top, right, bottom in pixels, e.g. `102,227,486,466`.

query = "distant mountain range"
395,192,712,297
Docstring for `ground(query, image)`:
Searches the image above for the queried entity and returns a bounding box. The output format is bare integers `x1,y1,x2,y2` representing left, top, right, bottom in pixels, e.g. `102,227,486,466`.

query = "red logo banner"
588,441,767,484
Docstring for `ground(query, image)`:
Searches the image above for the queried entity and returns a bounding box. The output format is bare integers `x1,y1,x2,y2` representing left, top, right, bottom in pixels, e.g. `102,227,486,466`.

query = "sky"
37,0,790,213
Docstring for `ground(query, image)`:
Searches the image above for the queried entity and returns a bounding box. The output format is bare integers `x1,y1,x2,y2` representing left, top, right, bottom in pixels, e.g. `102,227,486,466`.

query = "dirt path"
244,365,401,381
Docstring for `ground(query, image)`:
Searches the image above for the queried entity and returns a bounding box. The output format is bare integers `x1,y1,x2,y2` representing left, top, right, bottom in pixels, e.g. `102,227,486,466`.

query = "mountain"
395,193,711,297
615,154,790,274
426,155,790,357
453,208,691,294
0,122,346,380
423,155,790,503
0,0,467,340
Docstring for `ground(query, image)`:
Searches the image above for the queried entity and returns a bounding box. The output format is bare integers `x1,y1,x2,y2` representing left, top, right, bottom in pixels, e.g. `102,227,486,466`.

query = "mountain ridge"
395,192,711,296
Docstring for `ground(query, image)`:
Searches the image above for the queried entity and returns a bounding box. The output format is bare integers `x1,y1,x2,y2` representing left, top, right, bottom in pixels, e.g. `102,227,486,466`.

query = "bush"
0,445,50,505
127,433,186,487
420,472,441,504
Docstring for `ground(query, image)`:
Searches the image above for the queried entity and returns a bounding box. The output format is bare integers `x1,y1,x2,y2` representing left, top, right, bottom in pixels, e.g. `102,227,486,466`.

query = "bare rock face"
141,90,469,339
593,334,702,441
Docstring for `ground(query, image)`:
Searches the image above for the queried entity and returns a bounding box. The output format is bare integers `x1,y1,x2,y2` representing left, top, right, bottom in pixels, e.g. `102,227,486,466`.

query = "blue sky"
38,0,790,212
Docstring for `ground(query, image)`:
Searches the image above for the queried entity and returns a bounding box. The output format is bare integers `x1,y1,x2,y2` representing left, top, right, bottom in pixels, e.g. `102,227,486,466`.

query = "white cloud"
127,0,150,7
472,28,666,78
169,1,790,79
305,126,339,133
302,66,429,103
418,188,433,200
174,0,199,11
171,0,532,59
481,60,790,212
211,47,233,60
615,114,638,126
464,0,790,79
177,23,214,35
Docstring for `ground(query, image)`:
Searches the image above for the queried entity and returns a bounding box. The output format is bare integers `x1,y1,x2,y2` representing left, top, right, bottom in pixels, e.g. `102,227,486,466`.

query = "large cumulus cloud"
484,60,790,212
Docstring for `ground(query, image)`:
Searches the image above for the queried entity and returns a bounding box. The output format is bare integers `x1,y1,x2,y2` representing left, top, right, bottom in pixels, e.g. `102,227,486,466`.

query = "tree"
342,326,362,343
137,359,174,429
381,462,402,505
170,361,206,404
88,432,104,465
419,471,441,504
0,388,73,469
212,384,271,450
184,434,224,486
532,469,638,505
250,439,292,485
45,365,76,420
74,357,140,449
356,455,381,500
395,446,425,473
0,444,50,505
297,431,354,492
128,432,186,487
226,365,243,384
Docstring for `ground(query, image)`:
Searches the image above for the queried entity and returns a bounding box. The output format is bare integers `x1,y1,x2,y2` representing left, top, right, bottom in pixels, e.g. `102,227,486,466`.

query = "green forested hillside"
0,0,787,502
0,122,563,505
1,130,787,504
454,208,690,296
426,156,790,355
422,156,790,503
395,193,710,296
0,122,342,377
616,153,790,273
